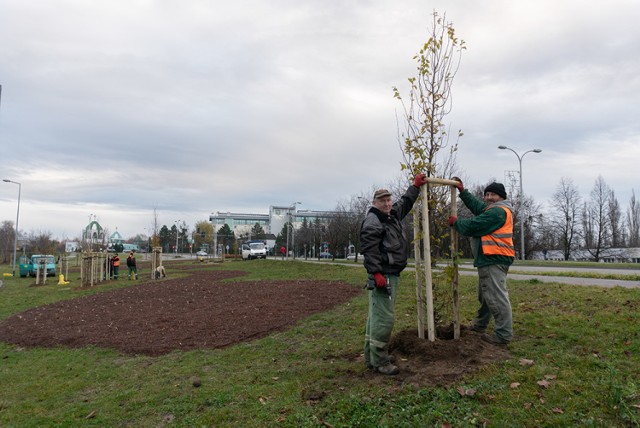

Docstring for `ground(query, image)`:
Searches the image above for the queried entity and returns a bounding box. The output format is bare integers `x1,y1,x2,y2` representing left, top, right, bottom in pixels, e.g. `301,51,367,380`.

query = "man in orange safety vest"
449,180,515,346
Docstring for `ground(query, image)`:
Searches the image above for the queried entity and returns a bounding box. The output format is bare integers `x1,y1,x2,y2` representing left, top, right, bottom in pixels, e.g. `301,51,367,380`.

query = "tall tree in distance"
150,206,160,248
250,223,267,240
215,223,236,254
550,177,581,261
392,11,465,339
627,190,640,247
0,220,14,264
608,189,624,247
582,176,612,261
193,220,215,253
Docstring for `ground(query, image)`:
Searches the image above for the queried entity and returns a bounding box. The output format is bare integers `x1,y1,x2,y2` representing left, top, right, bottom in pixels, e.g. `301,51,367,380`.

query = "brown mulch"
0,270,359,356
0,267,510,387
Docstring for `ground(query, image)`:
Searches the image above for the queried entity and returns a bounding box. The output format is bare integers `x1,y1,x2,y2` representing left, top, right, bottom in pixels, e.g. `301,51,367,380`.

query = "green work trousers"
473,264,513,342
364,274,399,368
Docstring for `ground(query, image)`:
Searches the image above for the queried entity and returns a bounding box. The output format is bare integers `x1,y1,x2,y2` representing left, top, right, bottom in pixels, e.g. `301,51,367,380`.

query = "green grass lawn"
0,259,639,427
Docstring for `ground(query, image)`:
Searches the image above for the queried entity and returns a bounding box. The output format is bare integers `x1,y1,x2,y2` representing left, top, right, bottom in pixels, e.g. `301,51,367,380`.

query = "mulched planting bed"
0,270,360,356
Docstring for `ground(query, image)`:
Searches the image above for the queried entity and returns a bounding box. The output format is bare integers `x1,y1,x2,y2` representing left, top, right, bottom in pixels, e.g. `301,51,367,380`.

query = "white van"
241,241,267,260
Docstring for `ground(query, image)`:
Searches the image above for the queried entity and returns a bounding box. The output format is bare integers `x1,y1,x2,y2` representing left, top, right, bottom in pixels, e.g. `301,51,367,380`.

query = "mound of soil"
0,267,510,387
386,326,510,387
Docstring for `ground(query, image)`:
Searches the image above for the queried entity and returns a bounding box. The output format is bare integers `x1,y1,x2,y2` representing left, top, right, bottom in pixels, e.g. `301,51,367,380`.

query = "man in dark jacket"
449,180,515,346
360,173,427,375
126,251,138,280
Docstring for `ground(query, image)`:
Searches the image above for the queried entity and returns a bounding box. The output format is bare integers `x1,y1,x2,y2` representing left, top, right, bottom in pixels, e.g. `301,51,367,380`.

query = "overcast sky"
1,0,639,241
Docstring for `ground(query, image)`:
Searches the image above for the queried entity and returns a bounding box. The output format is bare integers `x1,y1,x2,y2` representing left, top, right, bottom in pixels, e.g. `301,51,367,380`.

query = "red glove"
451,176,464,192
373,272,387,288
413,173,427,187
448,216,457,227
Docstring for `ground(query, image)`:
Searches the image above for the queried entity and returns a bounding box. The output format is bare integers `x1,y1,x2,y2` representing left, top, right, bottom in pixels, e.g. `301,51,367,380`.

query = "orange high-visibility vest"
112,257,120,267
481,206,515,257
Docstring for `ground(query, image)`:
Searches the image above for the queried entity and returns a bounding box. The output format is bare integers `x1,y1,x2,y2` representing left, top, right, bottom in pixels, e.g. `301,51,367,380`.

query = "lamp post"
286,202,301,259
497,145,542,260
3,179,21,276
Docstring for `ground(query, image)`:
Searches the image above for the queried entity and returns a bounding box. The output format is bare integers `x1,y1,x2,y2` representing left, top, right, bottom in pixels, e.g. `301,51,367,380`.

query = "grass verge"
0,259,639,426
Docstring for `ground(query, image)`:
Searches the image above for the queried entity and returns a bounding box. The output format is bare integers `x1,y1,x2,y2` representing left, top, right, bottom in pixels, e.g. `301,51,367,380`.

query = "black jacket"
126,255,136,267
360,185,419,275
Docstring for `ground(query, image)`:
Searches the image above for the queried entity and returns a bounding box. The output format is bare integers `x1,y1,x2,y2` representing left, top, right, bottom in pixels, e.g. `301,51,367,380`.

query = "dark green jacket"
454,189,514,268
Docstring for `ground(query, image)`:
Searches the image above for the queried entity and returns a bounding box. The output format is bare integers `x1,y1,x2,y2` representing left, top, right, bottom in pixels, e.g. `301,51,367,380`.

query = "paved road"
453,262,640,289
462,270,640,289
296,258,640,289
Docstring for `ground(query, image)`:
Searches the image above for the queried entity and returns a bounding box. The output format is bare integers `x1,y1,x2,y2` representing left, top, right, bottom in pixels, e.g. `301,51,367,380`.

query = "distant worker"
126,251,138,280
111,253,120,280
279,246,286,260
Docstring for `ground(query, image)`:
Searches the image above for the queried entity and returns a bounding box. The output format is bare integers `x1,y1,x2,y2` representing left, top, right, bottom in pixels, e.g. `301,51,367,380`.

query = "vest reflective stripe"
481,206,515,257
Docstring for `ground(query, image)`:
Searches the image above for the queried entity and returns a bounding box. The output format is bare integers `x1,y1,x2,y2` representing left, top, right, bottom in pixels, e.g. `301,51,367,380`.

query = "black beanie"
484,182,507,199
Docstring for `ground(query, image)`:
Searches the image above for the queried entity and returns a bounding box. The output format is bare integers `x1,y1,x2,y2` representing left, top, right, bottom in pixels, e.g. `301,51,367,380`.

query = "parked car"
241,241,267,260
196,250,208,257
319,252,333,259
28,254,57,277
346,253,363,261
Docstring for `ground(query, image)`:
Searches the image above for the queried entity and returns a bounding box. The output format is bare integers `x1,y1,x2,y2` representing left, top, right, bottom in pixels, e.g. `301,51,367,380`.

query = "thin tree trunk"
413,205,424,339
421,185,436,341
450,186,460,339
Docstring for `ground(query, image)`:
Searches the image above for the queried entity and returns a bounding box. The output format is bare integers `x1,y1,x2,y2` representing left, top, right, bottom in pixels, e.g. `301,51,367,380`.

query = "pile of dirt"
385,326,510,387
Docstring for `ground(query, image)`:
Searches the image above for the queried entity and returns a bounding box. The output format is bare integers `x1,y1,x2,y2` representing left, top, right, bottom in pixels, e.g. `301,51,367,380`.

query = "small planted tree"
393,11,465,340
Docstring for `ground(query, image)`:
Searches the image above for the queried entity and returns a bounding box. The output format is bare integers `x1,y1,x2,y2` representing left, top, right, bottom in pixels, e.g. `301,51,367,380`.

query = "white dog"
155,265,167,279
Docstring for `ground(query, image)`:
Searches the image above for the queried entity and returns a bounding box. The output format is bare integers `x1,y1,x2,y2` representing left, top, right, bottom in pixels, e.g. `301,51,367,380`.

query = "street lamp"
286,202,301,259
497,145,542,260
3,179,21,276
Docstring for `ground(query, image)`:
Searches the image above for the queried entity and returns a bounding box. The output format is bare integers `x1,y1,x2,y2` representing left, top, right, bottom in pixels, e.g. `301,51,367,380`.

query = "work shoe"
377,364,399,376
366,355,395,370
469,324,486,333
481,333,509,346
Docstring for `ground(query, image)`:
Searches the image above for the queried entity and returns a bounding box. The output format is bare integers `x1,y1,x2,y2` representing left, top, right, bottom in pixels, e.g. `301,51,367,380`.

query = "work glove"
413,173,427,188
373,272,387,288
448,216,457,227
451,176,464,192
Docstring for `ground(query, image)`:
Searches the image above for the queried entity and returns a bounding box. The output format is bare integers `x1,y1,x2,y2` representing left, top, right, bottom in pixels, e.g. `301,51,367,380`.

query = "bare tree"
25,230,59,255
550,177,582,260
0,220,14,264
608,189,624,247
337,193,371,261
627,190,640,247
522,196,545,259
582,176,612,261
150,206,160,248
